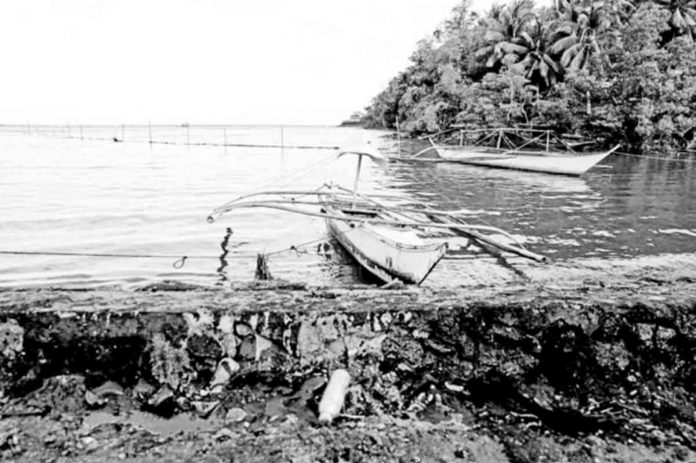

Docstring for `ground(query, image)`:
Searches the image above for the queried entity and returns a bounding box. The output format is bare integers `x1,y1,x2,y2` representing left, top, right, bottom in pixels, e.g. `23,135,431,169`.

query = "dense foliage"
363,0,696,153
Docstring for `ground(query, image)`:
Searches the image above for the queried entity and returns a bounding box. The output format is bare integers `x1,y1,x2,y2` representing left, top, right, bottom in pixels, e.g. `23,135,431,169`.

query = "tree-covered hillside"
363,0,696,153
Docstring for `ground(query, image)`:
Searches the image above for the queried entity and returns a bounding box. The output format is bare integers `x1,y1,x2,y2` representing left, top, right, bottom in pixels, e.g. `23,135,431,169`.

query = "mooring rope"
246,153,338,195
264,237,326,257
0,237,327,269
0,250,213,259
0,250,226,269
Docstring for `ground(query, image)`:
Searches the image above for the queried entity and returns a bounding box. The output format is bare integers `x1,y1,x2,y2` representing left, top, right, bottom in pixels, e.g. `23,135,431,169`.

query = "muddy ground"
1,255,696,462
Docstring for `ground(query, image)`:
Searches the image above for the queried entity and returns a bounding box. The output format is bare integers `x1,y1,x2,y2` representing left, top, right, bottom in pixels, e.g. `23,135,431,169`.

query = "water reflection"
0,126,694,288
216,227,234,284
379,145,696,260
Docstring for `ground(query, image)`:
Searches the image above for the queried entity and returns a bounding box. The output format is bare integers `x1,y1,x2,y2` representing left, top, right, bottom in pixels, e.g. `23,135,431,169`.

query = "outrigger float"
208,146,546,285
406,127,620,176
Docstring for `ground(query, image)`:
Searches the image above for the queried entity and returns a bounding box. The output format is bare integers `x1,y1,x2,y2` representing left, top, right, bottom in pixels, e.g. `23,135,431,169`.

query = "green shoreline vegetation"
360,0,696,154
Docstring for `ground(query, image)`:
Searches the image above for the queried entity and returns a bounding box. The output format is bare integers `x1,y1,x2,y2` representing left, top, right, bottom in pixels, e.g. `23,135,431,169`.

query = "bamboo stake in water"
223,127,228,155
121,124,125,142
79,125,84,141
148,122,153,144
396,118,402,156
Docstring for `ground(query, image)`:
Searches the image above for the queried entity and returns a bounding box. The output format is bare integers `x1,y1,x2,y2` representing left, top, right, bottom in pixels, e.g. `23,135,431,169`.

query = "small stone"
264,397,288,419
0,319,24,360
349,333,386,357
225,407,247,422
92,380,124,397
147,385,175,415
380,312,393,326
192,400,219,418
255,335,274,361
85,390,106,408
183,309,215,336
220,333,239,358
81,436,99,451
650,429,667,444
213,428,234,440
282,414,298,426
444,382,464,393
585,435,603,448
218,315,234,334
372,315,382,332
133,379,155,399
673,446,690,461
210,358,240,391
296,376,326,400
235,323,254,337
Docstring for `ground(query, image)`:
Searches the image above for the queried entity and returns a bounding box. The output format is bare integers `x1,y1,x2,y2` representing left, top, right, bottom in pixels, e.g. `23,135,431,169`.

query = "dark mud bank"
1,278,696,460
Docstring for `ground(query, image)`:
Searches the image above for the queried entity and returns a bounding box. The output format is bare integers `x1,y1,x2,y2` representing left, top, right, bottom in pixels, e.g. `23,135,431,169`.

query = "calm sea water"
0,125,694,288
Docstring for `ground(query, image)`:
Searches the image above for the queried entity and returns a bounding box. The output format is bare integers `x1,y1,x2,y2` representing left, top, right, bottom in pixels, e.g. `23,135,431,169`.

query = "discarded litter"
318,369,351,424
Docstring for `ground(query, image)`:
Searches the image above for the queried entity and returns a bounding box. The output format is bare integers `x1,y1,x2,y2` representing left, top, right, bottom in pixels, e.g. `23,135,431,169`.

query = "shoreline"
1,255,696,461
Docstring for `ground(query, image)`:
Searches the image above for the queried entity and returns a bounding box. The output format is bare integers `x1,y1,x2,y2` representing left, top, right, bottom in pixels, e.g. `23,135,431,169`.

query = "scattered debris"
0,277,695,460
318,369,351,424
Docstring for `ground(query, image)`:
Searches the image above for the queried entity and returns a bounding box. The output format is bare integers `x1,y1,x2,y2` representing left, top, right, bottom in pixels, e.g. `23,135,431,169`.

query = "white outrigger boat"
411,128,619,176
208,146,546,285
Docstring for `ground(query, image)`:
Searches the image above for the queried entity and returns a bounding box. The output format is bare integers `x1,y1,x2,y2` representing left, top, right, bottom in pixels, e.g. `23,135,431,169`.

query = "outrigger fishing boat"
410,127,620,176
207,146,546,285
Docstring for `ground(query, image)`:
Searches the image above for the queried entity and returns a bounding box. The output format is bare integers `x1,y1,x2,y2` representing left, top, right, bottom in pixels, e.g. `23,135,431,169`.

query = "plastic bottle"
318,369,351,424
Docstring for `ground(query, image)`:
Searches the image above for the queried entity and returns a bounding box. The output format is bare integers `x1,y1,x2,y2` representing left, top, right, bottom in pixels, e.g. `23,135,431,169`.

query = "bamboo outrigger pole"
327,184,548,263
209,201,538,249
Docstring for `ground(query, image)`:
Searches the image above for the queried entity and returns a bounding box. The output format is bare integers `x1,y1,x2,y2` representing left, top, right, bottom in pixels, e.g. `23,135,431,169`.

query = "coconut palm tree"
603,0,637,25
550,0,612,73
475,0,538,70
654,0,696,41
509,20,563,88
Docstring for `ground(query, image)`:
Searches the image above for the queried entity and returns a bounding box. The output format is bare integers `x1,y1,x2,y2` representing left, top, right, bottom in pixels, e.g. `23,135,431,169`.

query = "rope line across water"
149,140,341,150
0,237,328,269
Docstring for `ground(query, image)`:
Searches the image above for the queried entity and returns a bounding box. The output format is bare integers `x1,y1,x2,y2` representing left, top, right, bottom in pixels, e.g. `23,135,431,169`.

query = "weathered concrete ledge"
1,275,696,461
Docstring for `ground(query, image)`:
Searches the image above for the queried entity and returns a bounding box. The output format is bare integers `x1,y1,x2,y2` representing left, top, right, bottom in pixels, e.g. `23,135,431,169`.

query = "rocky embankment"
1,257,696,462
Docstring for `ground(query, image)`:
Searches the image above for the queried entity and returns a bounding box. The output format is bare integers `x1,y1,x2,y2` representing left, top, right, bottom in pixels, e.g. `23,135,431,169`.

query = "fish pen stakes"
2,124,340,152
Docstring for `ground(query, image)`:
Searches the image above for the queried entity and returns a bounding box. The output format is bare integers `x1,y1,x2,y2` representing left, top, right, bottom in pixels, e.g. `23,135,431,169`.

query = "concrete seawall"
1,267,696,461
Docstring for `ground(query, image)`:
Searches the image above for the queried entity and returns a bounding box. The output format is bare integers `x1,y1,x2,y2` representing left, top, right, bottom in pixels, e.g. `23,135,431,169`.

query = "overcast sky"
0,0,501,126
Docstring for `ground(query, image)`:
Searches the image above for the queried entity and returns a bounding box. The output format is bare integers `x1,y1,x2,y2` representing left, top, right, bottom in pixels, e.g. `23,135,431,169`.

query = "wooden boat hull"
323,207,447,285
433,145,618,176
